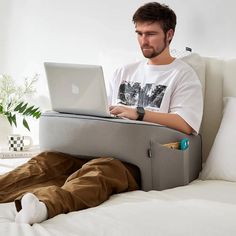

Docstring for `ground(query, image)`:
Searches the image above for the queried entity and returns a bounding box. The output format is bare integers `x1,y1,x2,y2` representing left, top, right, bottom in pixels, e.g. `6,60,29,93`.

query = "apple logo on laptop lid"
72,84,79,95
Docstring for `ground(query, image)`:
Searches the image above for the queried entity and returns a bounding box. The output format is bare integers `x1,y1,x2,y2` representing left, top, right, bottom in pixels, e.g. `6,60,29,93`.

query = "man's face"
135,21,171,59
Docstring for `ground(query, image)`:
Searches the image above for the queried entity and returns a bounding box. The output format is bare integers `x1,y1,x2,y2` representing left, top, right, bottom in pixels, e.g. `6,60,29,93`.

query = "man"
109,2,202,135
0,2,203,224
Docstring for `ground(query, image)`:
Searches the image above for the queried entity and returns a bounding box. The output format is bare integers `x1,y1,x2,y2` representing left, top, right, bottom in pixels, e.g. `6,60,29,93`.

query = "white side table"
0,146,41,174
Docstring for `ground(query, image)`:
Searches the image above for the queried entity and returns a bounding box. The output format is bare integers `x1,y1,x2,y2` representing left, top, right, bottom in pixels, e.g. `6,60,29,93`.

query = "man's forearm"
143,110,193,134
109,105,193,134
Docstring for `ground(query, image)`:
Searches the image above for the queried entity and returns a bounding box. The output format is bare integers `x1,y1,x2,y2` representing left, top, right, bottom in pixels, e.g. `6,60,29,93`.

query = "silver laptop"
44,62,113,117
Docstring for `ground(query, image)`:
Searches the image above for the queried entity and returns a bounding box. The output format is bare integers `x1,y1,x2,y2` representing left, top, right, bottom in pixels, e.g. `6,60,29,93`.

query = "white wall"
1,0,236,142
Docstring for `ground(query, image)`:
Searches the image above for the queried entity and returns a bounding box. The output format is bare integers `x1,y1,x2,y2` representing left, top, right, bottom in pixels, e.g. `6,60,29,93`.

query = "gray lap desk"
39,111,202,191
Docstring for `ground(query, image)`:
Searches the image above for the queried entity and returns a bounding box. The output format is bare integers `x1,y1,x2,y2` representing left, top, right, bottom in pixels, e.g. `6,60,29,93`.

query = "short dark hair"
132,2,177,33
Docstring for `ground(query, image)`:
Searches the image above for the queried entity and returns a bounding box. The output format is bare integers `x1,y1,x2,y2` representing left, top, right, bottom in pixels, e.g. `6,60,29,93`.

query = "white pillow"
181,53,205,98
200,97,236,181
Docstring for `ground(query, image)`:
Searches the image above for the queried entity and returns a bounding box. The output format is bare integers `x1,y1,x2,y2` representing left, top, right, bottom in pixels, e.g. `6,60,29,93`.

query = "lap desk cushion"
39,112,202,191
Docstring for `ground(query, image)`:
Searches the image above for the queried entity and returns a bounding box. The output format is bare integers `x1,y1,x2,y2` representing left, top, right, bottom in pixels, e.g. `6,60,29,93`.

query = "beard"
141,36,168,59
141,42,167,58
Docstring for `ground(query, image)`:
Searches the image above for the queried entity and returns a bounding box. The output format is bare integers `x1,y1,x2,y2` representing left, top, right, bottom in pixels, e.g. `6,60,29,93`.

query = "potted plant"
0,74,41,132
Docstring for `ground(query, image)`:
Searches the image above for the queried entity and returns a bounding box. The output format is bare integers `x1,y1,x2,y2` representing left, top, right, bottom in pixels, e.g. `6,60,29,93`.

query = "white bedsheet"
0,180,236,236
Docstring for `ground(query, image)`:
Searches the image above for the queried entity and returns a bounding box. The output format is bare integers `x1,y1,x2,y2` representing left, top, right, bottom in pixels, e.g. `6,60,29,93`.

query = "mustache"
141,45,153,50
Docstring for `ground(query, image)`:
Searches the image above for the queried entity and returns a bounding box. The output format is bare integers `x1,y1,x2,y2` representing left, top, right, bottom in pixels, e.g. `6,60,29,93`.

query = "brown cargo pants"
0,152,140,219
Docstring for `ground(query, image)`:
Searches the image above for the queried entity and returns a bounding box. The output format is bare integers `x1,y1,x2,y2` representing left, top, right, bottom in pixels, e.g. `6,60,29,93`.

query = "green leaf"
11,114,17,127
29,107,39,115
21,104,41,119
7,115,13,126
19,103,28,113
14,102,24,111
7,102,12,110
23,118,30,131
34,111,41,119
10,100,41,131
23,105,34,115
6,113,17,127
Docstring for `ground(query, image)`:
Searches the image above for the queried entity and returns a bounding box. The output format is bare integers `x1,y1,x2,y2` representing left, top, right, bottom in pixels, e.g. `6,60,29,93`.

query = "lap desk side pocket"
39,111,202,191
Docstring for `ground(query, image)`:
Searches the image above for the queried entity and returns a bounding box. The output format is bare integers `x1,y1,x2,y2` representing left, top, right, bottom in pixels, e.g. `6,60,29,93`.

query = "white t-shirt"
109,58,203,134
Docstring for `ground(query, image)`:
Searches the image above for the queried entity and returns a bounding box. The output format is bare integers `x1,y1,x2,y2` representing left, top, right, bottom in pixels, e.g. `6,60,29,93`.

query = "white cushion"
200,97,236,181
181,53,205,97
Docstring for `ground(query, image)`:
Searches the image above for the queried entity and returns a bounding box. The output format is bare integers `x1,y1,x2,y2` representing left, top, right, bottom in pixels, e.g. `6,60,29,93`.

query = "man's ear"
166,29,174,42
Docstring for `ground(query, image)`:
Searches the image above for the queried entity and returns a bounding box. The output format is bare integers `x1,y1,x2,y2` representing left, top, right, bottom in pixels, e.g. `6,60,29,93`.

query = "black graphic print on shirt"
118,81,167,108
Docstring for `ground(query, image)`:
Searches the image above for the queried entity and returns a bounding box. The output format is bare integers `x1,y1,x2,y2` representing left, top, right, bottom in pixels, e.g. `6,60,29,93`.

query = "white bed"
0,180,236,235
1,54,236,235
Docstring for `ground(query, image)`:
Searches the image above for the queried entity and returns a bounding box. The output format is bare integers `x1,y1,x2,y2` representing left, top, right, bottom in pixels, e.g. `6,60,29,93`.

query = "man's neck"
148,48,175,65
